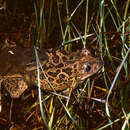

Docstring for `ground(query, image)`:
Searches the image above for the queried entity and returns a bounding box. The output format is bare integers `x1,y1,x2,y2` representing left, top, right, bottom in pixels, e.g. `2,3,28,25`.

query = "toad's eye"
84,64,91,72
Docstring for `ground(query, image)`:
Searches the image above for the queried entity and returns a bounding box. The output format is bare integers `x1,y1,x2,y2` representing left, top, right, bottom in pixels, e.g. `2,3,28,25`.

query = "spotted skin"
0,47,102,112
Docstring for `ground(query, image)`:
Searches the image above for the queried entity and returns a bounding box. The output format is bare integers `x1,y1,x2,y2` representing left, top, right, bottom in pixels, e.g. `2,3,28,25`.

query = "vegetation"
0,0,129,129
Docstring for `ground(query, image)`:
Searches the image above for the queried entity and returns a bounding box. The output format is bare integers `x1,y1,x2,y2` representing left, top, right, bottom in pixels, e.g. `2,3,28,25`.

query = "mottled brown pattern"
0,47,102,99
0,74,28,98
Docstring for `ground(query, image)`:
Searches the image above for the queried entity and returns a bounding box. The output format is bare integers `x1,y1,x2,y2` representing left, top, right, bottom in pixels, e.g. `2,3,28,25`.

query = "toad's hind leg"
0,77,28,112
3,77,28,98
